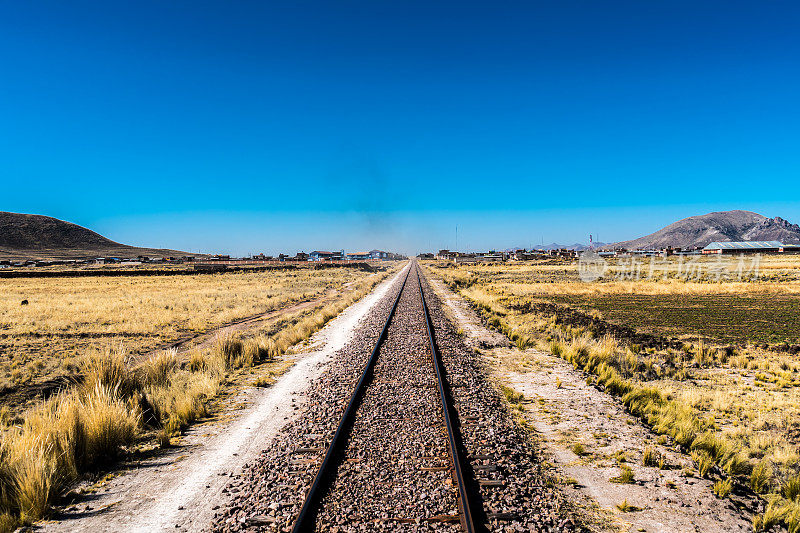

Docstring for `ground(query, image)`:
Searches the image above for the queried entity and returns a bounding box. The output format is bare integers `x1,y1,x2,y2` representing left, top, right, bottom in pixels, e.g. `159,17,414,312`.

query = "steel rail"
291,264,411,533
417,266,485,533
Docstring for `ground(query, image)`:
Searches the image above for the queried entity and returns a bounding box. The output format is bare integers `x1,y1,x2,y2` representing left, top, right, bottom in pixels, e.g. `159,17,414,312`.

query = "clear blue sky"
3,1,800,255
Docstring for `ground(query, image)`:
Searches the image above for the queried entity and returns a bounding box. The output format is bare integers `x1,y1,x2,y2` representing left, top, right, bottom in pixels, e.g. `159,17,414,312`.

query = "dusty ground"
426,276,752,533
37,264,409,532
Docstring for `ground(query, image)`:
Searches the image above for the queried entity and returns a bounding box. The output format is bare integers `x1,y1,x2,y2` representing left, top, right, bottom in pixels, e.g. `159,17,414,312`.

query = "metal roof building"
702,241,785,254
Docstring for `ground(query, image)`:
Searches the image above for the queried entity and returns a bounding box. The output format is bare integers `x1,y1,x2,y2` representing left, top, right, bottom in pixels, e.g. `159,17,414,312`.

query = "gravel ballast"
210,263,574,532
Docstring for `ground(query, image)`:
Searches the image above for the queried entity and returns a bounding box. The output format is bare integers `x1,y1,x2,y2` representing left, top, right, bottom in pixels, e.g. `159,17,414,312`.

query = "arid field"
425,255,800,532
0,266,381,392
0,263,399,530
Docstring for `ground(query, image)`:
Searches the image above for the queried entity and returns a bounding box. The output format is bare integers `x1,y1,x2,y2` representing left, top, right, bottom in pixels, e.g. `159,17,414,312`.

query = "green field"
534,293,800,346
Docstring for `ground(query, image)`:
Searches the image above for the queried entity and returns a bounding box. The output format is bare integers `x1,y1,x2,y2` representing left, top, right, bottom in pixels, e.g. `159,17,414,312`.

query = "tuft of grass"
215,333,247,370
81,346,138,397
500,385,524,404
642,446,661,467
691,450,714,478
242,335,276,365
141,349,178,387
691,431,734,465
158,417,180,448
253,375,275,388
616,499,640,512
754,499,790,532
571,443,586,456
751,461,772,494
78,382,140,465
0,377,142,527
549,339,564,357
515,335,531,350
713,478,733,498
722,451,749,476
782,475,800,502
610,465,635,484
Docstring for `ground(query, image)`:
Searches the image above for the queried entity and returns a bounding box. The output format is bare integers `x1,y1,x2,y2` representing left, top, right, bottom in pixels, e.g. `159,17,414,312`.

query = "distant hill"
604,210,800,250
0,212,192,260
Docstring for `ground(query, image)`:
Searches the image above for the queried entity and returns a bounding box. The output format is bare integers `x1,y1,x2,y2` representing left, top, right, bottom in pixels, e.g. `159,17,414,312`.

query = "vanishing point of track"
291,262,484,532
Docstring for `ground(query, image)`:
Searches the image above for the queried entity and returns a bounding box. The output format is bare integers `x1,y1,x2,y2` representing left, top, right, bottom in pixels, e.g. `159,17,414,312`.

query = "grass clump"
571,443,586,456
610,465,635,484
642,446,661,467
713,478,733,498
81,347,139,397
0,347,218,529
515,335,531,350
253,375,275,388
141,349,178,387
500,385,524,405
0,377,142,527
691,450,714,478
782,475,800,502
751,461,773,494
616,499,640,512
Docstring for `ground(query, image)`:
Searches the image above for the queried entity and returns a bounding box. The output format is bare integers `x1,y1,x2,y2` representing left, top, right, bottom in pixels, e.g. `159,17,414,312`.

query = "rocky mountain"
0,211,190,260
605,210,800,250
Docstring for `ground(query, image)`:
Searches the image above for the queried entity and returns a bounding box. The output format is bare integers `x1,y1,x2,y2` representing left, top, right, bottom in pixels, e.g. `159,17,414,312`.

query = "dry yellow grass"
0,263,401,530
426,258,800,531
0,266,379,393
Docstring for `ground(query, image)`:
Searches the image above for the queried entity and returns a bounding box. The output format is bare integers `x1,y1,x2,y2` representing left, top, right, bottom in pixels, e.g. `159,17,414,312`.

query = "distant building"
702,241,786,255
784,244,800,254
309,250,344,261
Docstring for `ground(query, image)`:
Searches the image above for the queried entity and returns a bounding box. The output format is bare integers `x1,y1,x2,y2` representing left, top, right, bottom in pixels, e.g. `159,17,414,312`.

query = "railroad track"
291,262,485,532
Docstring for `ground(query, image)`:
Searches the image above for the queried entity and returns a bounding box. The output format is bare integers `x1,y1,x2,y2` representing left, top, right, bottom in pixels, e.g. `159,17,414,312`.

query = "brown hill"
0,212,192,261
605,210,800,250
